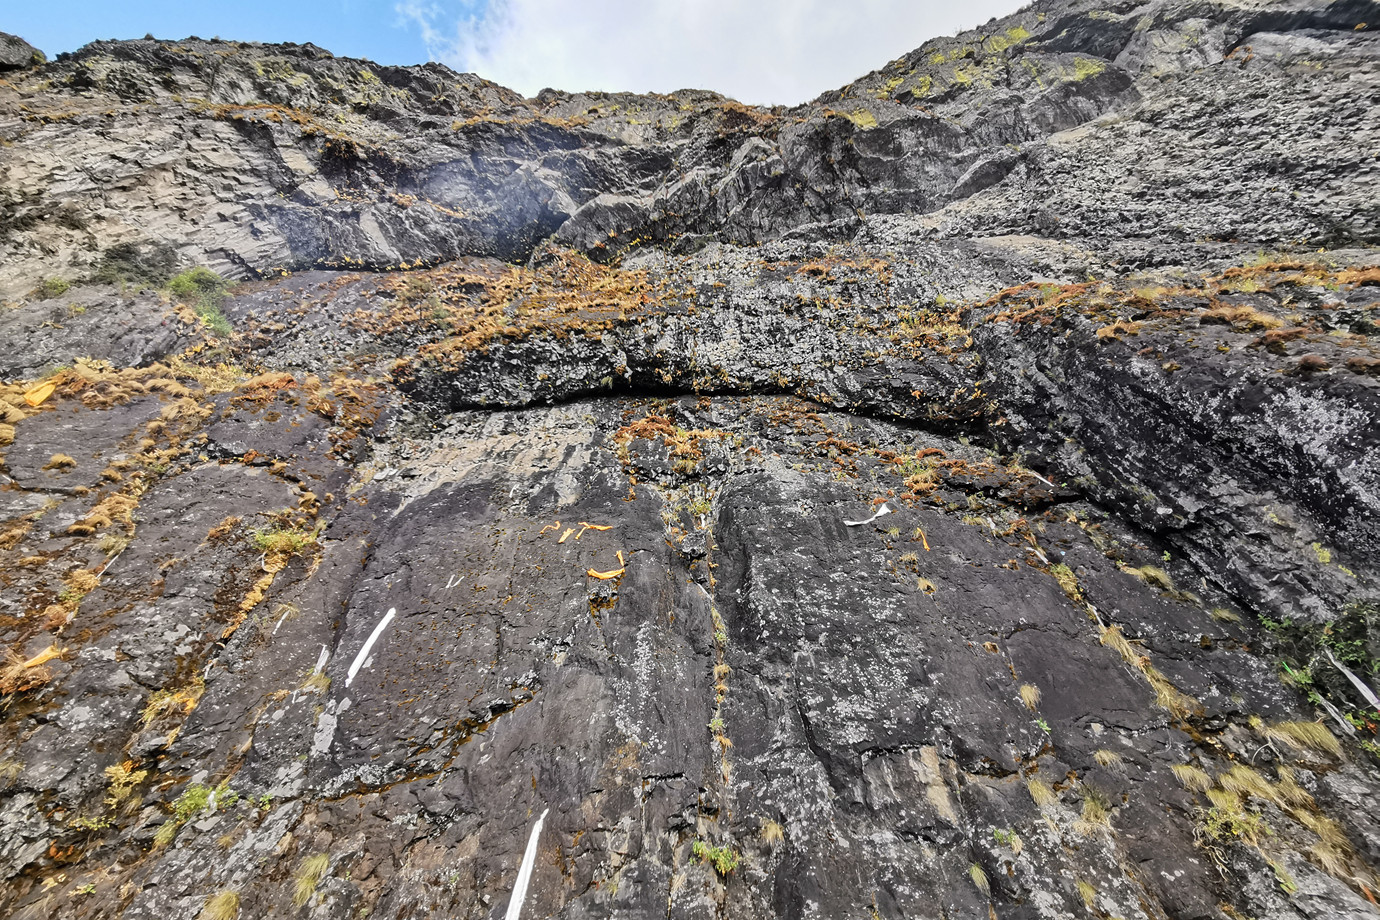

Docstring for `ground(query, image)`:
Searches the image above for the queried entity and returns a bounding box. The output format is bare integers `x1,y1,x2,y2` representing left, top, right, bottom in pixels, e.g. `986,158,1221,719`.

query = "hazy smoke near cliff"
396,0,1025,103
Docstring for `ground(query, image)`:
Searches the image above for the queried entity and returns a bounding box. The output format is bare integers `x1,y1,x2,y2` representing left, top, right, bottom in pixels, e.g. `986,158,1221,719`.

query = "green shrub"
32,277,70,300
93,241,180,286
168,267,233,337
691,840,740,876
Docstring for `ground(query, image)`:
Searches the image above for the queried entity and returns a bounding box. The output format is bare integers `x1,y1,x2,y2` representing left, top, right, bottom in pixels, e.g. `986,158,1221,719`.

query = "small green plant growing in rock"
1199,802,1269,847
1267,858,1298,895
1035,717,1051,734
153,780,230,848
992,828,1022,855
691,840,740,876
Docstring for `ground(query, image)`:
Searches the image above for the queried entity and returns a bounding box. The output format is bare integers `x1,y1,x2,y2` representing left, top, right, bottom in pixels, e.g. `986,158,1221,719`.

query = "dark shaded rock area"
2,2,1380,920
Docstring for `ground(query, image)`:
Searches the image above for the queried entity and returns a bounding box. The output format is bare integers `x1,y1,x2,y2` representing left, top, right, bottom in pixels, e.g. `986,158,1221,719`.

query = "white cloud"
396,0,1027,105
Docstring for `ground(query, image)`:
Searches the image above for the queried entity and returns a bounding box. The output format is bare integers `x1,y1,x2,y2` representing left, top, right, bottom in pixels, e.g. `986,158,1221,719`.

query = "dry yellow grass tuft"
142,676,206,724
1263,720,1341,758
293,853,330,907
1219,765,1281,805
1123,564,1173,590
0,644,66,695
1172,764,1214,793
1026,777,1056,808
969,863,989,897
1200,304,1284,331
1275,767,1315,808
1145,666,1199,720
1074,785,1112,836
42,453,77,471
198,890,240,920
761,820,784,845
1019,683,1042,711
1099,626,1147,668
1093,749,1123,768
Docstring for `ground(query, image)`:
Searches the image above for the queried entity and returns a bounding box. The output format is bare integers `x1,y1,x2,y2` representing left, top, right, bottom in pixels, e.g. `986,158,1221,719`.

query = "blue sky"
5,1,1027,104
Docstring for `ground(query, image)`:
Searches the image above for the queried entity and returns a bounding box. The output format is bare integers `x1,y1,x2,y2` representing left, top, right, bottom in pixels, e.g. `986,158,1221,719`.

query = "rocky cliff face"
1,2,1379,919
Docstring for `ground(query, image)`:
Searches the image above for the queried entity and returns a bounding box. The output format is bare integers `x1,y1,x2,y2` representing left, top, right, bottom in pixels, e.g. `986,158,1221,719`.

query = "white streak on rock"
346,608,395,688
504,808,549,920
844,503,893,527
1325,647,1380,713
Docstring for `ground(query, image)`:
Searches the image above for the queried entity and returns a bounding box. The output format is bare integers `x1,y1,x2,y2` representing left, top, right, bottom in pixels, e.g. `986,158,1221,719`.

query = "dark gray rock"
1,2,1379,919
0,33,43,72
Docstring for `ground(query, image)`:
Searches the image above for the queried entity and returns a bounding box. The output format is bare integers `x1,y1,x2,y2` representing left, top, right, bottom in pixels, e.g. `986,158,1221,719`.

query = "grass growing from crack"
969,863,989,896
1093,749,1123,768
1026,777,1056,809
198,890,240,920
142,675,206,724
293,853,331,906
1172,764,1214,793
1261,720,1341,758
251,524,318,559
1123,564,1173,590
1199,800,1269,848
1074,785,1112,836
1019,683,1041,710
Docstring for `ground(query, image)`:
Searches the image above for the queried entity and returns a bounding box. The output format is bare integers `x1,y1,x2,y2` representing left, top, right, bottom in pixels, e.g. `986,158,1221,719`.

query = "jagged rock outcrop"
2,3,1379,920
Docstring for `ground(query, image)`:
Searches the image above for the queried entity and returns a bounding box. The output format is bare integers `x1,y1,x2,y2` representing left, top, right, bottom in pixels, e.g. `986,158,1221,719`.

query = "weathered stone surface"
1,2,1379,919
0,33,43,72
